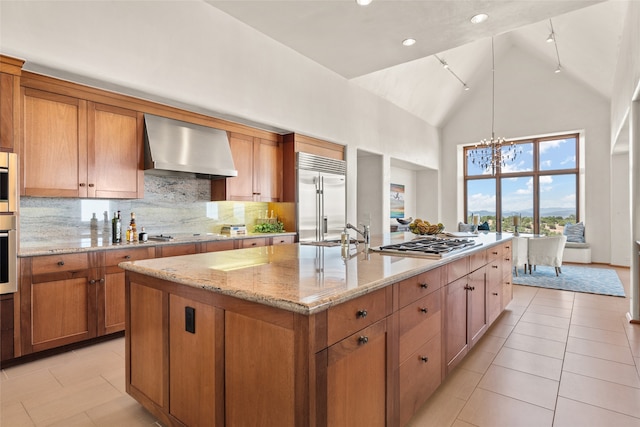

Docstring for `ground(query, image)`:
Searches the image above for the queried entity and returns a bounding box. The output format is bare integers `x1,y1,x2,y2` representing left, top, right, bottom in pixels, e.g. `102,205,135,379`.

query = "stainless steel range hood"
144,114,238,179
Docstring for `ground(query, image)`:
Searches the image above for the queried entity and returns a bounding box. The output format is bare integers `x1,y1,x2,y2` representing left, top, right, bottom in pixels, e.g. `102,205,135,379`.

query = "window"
464,134,579,235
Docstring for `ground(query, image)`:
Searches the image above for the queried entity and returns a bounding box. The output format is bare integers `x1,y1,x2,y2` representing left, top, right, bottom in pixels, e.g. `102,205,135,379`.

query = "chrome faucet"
346,223,370,245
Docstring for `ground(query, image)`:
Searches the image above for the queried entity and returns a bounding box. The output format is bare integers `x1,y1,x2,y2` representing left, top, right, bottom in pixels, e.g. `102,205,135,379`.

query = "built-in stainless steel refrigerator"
297,152,346,242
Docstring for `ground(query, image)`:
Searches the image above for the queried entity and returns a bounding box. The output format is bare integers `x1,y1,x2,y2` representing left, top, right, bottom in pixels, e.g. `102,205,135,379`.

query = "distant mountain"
472,208,576,218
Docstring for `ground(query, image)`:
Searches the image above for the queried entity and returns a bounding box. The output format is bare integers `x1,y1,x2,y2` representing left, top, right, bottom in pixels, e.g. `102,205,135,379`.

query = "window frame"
463,133,580,234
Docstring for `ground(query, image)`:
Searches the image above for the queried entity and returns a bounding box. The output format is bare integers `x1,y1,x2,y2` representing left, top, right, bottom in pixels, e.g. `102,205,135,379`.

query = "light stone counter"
119,232,512,314
18,232,297,257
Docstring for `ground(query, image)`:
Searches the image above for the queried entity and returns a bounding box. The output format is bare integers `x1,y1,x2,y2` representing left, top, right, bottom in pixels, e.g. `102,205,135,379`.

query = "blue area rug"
513,265,625,297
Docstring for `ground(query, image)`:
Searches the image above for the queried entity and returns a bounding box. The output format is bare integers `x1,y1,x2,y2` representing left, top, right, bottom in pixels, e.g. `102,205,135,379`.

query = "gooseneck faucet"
346,223,370,245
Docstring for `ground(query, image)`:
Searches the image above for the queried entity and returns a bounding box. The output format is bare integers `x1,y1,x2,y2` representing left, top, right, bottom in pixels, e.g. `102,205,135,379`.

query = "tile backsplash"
19,174,294,246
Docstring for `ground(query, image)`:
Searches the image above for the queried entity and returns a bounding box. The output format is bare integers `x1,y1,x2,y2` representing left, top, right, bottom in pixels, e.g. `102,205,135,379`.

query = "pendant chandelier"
468,37,521,175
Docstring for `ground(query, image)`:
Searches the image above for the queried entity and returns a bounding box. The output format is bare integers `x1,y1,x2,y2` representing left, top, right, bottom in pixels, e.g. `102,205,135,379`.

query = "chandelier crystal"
467,37,521,175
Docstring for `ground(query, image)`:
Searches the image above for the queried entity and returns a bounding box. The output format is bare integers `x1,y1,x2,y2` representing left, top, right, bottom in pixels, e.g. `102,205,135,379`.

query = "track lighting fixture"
548,19,562,73
434,54,469,91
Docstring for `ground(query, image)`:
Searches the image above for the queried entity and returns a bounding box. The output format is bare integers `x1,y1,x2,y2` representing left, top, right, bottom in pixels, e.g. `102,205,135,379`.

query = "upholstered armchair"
527,235,568,276
511,236,528,276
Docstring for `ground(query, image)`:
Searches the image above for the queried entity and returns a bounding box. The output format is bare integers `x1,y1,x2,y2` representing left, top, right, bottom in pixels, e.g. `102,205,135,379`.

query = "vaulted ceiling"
207,0,626,128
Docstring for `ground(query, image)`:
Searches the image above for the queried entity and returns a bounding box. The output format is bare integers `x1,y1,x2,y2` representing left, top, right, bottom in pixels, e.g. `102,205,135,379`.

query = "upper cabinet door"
21,88,143,199
21,87,88,197
211,133,282,202
89,102,143,199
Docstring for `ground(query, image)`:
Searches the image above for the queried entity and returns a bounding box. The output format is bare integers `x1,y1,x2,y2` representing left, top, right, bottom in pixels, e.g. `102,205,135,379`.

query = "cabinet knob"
79,183,86,187
251,242,257,246
356,309,368,319
88,183,94,187
100,278,105,284
420,356,429,363
124,255,131,259
419,307,428,314
464,285,475,291
89,279,96,285
57,260,65,266
358,336,369,345
492,265,499,269
492,292,499,296
492,251,498,255
419,282,428,289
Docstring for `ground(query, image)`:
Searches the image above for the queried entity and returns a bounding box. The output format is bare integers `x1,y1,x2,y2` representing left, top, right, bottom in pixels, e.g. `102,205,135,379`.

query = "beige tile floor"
1,265,639,426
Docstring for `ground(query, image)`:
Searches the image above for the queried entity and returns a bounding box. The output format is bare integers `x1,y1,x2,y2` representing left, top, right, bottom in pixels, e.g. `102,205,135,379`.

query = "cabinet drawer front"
470,249,487,272
398,290,441,363
240,238,267,248
399,333,442,426
446,257,469,284
31,253,89,275
157,244,197,258
397,267,442,308
105,247,155,266
327,288,389,346
204,240,235,253
271,235,294,245
485,245,502,262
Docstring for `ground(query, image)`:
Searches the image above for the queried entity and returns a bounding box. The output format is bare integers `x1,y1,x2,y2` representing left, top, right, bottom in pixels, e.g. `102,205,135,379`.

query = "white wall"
442,42,611,263
0,1,440,229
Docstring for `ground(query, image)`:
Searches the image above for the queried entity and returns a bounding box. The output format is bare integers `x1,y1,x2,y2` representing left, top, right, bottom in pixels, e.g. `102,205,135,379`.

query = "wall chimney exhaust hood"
144,114,238,179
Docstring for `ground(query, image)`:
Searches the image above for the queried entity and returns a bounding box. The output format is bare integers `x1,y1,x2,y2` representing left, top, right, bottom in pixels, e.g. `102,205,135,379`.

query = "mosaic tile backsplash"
20,174,294,246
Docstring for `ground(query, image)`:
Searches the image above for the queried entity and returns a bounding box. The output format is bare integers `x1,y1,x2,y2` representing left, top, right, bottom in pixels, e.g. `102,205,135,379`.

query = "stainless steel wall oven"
0,215,17,294
0,152,18,213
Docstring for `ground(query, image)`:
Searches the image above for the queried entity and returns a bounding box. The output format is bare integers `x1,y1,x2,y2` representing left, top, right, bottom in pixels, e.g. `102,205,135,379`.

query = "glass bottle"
111,211,121,243
130,212,137,242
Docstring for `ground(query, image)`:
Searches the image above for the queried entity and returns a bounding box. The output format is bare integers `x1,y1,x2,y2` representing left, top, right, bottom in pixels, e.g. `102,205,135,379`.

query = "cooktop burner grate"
372,236,481,258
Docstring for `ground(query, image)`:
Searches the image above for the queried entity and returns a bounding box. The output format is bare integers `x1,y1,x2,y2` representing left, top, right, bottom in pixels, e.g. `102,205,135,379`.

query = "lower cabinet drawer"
327,287,389,346
398,290,441,363
399,333,442,426
31,253,89,275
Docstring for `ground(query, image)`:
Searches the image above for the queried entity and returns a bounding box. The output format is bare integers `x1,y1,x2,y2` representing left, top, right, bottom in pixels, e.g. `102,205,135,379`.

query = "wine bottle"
130,212,137,242
112,211,122,243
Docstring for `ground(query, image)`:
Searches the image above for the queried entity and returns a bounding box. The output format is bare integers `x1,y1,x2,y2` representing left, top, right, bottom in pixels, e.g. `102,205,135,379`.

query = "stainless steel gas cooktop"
371,236,482,259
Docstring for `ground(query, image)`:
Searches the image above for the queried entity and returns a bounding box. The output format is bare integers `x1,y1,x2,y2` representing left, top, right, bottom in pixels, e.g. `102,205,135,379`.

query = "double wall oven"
1,152,18,294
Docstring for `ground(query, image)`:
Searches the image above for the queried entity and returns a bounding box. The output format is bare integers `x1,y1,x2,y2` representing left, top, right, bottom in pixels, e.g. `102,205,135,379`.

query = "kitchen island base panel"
123,236,513,426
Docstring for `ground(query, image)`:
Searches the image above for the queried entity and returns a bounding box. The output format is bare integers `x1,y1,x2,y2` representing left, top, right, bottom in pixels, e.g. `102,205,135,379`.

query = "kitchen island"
120,232,513,427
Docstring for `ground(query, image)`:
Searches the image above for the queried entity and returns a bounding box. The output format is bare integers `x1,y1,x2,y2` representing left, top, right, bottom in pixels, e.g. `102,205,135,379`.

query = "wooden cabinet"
169,294,223,426
203,240,235,253
20,87,143,198
19,253,98,353
19,247,155,354
211,133,282,202
99,247,155,335
156,243,198,258
0,55,23,152
324,318,389,427
271,235,295,245
1,294,14,362
502,242,513,310
237,237,268,249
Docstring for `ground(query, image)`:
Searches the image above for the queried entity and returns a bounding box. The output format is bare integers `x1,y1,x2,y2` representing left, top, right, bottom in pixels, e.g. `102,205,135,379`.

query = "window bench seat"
563,242,591,264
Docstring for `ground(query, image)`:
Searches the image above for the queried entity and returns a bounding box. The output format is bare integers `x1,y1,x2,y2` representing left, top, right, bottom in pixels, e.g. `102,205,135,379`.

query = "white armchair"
511,236,528,276
527,235,568,276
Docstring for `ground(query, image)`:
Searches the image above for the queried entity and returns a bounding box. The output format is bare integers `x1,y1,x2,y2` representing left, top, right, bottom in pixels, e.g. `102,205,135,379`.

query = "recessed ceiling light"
402,38,416,46
355,0,372,6
470,13,489,24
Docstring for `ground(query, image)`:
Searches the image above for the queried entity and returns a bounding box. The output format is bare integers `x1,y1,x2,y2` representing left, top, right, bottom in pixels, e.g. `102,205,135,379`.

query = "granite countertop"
18,232,297,257
119,232,512,315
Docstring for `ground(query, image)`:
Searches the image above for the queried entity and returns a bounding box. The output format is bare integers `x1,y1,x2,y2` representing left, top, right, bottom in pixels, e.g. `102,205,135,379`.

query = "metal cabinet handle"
358,336,369,345
492,265,499,269
356,309,368,319
88,184,94,187
419,307,428,314
100,278,105,284
492,251,498,255
420,356,428,363
492,292,499,296
89,279,96,284
251,242,257,246
57,260,65,266
419,282,428,289
79,183,86,187
124,255,131,259
464,285,475,291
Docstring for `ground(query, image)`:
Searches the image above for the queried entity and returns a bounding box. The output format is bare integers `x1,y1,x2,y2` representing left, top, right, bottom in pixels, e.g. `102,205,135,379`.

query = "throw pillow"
563,222,585,243
478,221,490,231
458,222,474,232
